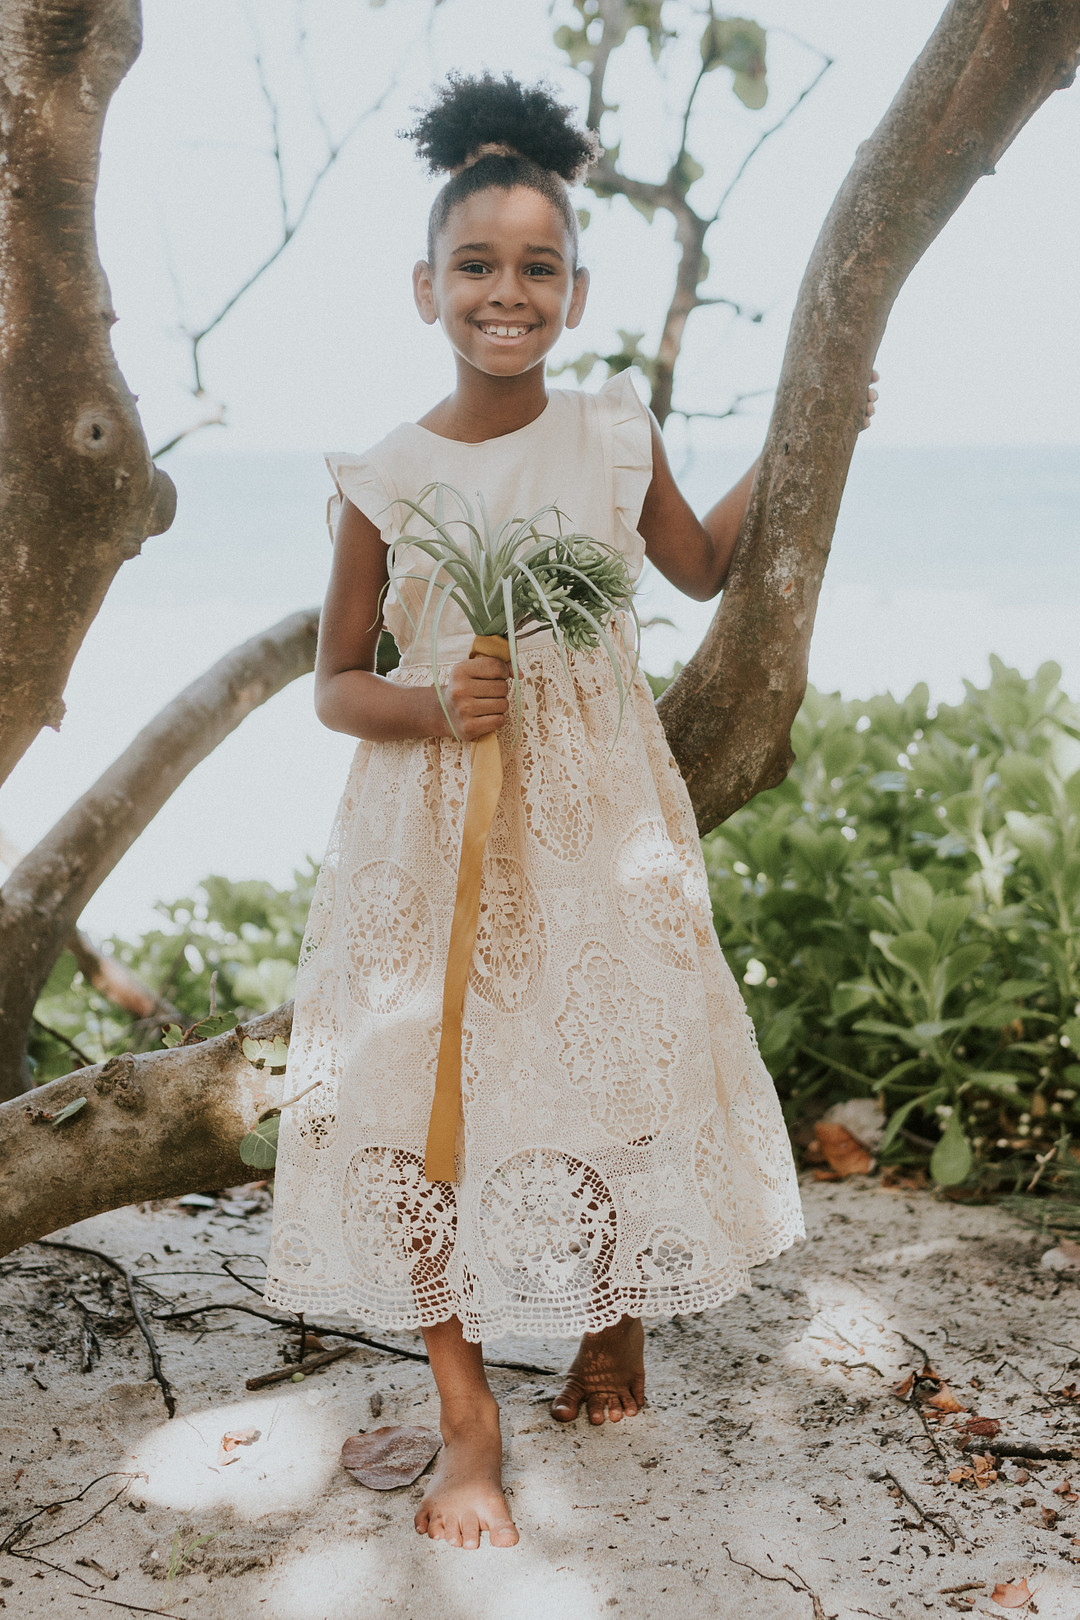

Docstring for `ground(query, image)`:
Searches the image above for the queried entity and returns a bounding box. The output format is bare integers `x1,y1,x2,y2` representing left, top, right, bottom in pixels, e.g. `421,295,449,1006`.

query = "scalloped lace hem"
262,1210,806,1345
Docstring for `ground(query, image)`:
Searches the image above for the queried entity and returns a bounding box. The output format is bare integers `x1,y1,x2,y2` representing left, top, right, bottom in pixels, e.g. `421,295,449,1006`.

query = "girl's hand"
861,369,880,431
439,655,511,741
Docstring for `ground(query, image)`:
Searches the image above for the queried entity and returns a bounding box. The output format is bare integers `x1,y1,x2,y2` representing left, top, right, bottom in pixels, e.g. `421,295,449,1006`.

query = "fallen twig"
70,1292,102,1373
881,1469,960,1549
246,1343,357,1388
38,1240,176,1417
153,1298,559,1374
985,1440,1080,1462
0,1471,135,1585
723,1543,806,1590
81,1598,185,1619
912,1399,951,1467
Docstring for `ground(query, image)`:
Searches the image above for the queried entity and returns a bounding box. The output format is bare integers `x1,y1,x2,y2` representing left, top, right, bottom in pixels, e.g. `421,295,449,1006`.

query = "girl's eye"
525,264,555,277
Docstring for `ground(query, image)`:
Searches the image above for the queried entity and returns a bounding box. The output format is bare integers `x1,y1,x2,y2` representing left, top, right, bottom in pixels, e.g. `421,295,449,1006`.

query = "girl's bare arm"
314,497,509,743
638,373,879,601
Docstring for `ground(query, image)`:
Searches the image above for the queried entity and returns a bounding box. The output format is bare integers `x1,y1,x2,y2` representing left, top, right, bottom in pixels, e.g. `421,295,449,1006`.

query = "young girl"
266,72,874,1552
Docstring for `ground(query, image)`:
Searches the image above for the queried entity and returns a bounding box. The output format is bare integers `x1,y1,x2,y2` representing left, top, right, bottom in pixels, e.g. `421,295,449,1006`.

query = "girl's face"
413,186,589,379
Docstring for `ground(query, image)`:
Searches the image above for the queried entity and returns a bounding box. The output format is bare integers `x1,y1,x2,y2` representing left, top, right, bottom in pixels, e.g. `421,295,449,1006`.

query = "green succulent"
387,482,639,740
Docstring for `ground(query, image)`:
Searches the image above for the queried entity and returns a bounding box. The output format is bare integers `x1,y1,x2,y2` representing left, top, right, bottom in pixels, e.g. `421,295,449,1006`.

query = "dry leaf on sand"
990,1576,1033,1608
963,1416,1002,1439
813,1122,874,1177
925,1382,967,1414
341,1426,442,1490
217,1427,260,1466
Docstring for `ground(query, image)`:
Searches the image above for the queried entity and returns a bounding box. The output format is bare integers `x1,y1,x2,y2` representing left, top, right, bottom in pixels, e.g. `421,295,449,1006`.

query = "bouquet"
386,483,640,1184
387,482,639,740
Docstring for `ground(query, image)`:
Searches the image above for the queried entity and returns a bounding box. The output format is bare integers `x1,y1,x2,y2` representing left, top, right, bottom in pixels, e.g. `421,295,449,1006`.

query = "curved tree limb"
0,1004,292,1258
0,0,176,792
658,0,1080,833
0,609,318,1101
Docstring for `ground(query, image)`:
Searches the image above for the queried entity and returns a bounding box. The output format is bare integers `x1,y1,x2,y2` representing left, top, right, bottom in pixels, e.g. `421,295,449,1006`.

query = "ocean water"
2,444,1077,940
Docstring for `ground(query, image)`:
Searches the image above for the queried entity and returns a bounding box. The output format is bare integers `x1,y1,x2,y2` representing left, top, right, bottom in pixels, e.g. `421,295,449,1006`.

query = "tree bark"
0,1004,292,1258
0,0,176,793
0,609,318,1100
658,0,1080,833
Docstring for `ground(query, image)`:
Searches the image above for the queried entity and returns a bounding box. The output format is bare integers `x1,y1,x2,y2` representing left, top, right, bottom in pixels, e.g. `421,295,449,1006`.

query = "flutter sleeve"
596,371,654,577
323,452,396,545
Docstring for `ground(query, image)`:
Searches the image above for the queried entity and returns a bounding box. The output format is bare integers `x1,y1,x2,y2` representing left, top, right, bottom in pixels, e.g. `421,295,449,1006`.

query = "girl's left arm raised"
638,372,878,601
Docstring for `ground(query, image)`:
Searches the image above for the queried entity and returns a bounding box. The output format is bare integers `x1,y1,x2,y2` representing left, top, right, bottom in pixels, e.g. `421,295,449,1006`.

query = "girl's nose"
487,270,527,307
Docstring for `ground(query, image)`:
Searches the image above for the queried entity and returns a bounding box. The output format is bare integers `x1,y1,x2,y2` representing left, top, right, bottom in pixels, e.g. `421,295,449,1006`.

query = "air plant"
386,482,639,741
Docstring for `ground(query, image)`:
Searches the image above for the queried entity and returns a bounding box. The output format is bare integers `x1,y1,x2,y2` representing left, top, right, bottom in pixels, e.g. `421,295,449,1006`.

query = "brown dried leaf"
990,1577,1032,1609
217,1427,260,1466
948,1466,973,1484
1053,1476,1074,1496
340,1425,442,1490
971,1453,997,1489
880,1166,929,1191
893,1372,915,1399
1058,1383,1080,1401
964,1417,1002,1438
813,1121,873,1177
1042,1505,1058,1527
925,1383,967,1414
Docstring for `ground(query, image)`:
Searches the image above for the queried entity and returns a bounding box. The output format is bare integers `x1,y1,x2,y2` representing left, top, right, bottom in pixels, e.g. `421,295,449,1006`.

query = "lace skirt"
264,644,804,1341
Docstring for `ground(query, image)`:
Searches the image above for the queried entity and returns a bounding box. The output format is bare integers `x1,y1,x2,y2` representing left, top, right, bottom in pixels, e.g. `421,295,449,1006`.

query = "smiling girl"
265,72,874,1553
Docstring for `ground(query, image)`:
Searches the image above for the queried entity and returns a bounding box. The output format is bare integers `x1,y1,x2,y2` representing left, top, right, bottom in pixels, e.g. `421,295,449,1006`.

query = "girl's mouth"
475,322,535,341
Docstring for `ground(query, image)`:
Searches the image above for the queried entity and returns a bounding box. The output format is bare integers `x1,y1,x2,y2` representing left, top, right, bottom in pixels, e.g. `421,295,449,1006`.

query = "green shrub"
29,864,316,1084
704,656,1080,1190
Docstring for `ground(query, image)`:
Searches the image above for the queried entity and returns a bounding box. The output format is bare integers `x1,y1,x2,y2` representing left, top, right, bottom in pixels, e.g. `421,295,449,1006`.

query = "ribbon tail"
424,633,509,1182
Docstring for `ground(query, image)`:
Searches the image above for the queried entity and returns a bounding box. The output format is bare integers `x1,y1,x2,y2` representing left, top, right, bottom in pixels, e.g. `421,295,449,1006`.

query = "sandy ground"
2,1179,1080,1620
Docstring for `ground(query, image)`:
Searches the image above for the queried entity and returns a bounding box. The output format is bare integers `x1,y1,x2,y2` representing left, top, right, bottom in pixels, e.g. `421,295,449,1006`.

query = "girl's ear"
565,266,590,332
413,260,439,326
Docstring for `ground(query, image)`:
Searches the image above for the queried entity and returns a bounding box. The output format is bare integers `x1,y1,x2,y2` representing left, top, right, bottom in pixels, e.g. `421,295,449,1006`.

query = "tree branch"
0,609,318,1101
0,1005,293,1257
658,0,1080,832
0,0,176,792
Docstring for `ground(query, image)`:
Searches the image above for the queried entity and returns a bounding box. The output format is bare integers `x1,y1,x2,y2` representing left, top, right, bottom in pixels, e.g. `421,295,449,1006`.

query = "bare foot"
414,1394,519,1549
551,1314,646,1424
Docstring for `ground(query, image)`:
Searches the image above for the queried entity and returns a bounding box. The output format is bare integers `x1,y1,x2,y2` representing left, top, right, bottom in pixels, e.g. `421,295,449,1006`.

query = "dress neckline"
406,392,555,447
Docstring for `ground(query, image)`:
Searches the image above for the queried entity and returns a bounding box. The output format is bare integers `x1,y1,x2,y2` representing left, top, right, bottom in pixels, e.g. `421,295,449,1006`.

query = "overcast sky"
100,0,1080,459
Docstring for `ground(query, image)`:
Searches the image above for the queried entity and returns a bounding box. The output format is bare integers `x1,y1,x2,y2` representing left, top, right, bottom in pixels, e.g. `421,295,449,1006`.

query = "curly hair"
402,72,599,265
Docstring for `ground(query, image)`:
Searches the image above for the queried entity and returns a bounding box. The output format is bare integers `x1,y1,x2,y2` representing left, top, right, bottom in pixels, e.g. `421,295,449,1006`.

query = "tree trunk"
658,0,1080,833
0,0,176,793
0,1004,292,1257
0,608,318,1101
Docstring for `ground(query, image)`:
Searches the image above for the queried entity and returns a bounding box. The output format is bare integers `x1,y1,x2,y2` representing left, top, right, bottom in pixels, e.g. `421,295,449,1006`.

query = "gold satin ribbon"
424,632,511,1183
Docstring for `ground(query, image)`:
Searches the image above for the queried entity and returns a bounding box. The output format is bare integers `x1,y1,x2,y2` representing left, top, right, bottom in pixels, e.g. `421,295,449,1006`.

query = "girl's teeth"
484,325,527,337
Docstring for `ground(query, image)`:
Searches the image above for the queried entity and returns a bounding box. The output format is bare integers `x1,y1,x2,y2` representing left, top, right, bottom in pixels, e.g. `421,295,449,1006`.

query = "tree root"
37,1240,175,1418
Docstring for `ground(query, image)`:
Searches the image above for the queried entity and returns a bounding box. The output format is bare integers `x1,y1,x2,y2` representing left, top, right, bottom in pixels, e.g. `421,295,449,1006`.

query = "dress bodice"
324,372,653,666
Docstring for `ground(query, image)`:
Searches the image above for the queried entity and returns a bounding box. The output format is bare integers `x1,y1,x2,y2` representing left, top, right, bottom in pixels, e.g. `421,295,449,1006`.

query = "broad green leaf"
871,928,937,987
930,1113,973,1187
880,1088,945,1153
942,944,991,998
831,981,877,1018
50,1096,87,1126
239,1113,280,1170
963,1070,1022,1097
242,1034,290,1074
890,869,934,932
927,893,973,952
161,1024,185,1048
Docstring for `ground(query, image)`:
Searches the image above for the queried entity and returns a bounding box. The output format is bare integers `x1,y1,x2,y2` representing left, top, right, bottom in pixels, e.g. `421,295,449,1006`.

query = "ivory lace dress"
264,373,804,1341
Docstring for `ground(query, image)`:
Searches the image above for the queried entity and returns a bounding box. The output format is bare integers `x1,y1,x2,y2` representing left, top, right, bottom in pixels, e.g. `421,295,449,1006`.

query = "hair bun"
404,72,598,183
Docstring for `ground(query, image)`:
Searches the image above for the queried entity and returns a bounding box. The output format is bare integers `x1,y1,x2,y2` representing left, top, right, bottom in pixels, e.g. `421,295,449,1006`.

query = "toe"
551,1387,581,1422
608,1394,625,1421
621,1389,638,1417
587,1393,608,1424
460,1512,481,1550
414,1507,429,1534
490,1519,520,1547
